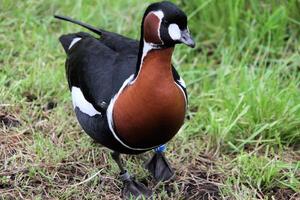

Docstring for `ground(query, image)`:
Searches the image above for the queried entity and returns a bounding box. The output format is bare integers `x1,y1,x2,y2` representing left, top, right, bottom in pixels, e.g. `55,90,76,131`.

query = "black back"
59,30,187,112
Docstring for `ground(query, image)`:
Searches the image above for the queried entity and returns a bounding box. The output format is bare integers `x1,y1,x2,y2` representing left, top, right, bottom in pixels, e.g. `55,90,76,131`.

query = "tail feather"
54,15,103,36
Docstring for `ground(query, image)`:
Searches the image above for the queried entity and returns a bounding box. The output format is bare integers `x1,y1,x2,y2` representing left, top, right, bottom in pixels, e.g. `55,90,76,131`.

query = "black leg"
111,151,126,174
111,151,152,199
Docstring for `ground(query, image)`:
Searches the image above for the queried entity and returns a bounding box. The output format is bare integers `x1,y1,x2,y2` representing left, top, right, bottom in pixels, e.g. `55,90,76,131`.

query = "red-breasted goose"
55,1,195,198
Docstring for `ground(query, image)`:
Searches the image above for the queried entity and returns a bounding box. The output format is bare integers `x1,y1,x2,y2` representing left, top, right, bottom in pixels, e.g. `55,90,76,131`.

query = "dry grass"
1,110,298,199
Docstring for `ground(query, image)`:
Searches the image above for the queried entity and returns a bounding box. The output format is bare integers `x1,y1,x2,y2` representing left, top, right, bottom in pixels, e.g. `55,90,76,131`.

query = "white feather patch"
152,10,164,44
69,37,81,49
142,41,153,62
168,24,181,40
71,86,101,116
152,10,164,20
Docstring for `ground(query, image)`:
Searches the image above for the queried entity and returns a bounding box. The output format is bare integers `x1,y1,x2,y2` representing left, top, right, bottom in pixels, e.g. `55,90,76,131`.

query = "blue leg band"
154,144,166,153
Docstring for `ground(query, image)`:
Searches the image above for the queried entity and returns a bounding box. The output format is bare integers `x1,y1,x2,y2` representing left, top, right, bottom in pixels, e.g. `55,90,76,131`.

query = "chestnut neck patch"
143,12,163,44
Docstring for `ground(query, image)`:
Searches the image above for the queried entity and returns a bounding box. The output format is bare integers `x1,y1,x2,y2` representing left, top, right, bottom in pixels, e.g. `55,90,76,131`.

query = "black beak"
179,29,195,48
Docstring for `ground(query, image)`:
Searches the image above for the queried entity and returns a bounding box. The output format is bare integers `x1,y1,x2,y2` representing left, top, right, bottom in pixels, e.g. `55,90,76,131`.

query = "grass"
1,0,299,199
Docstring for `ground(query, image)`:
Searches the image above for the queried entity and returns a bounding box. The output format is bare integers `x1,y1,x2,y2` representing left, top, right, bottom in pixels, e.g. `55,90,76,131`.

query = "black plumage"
57,17,187,153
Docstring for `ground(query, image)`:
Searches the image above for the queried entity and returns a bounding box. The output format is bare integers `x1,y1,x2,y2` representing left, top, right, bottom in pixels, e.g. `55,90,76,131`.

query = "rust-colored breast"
113,48,186,148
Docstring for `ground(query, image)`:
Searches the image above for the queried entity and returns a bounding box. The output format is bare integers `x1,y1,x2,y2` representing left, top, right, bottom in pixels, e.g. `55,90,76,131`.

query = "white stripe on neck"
130,41,159,84
152,10,164,44
131,10,165,84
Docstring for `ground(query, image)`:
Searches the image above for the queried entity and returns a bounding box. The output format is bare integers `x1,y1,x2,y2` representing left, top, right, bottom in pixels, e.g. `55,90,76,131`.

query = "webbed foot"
121,171,152,199
145,150,174,182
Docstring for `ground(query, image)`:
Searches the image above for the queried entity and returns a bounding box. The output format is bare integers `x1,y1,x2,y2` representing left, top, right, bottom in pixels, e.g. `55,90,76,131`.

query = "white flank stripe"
69,37,82,49
71,86,101,116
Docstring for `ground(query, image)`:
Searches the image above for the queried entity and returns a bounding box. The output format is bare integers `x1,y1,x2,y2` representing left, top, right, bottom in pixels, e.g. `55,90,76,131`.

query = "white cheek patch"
168,24,181,41
69,37,81,49
71,86,101,116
